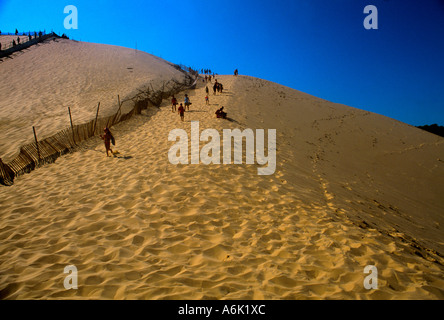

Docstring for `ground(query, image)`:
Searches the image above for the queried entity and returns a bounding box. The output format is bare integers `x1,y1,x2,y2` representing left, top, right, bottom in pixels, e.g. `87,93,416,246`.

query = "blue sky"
1,0,443,126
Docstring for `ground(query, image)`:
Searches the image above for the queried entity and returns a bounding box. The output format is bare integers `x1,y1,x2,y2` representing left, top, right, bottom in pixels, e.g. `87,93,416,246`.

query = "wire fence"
0,74,199,186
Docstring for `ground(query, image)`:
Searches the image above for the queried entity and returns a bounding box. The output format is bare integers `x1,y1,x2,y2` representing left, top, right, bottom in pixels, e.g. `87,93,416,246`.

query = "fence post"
117,95,122,117
93,102,100,135
68,107,76,146
114,95,122,125
33,126,41,161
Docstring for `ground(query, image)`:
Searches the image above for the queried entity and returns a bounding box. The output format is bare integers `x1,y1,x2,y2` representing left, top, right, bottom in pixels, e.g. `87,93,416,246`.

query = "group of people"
172,85,228,122
212,80,224,95
204,75,213,83
100,82,231,155
201,68,213,75
0,31,45,51
172,94,192,121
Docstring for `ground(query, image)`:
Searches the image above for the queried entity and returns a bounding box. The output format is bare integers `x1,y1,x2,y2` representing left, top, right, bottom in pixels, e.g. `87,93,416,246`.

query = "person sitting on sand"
184,94,191,111
100,127,115,157
178,103,185,121
171,95,178,112
215,107,227,119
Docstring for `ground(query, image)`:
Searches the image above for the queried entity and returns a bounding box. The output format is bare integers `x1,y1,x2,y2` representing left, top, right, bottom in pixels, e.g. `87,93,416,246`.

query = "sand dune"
0,38,187,162
0,71,443,299
231,75,444,257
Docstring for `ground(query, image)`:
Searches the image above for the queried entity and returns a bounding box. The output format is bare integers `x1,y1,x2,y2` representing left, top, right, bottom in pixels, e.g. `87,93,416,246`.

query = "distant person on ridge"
100,127,115,157
178,103,185,121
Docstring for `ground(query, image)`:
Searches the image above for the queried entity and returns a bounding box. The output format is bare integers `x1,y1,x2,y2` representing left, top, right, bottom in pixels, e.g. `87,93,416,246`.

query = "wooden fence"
0,32,60,58
0,75,198,186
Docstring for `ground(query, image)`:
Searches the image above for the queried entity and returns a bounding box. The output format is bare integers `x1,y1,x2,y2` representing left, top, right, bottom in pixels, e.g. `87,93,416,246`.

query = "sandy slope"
0,38,186,162
0,74,443,300
232,75,444,256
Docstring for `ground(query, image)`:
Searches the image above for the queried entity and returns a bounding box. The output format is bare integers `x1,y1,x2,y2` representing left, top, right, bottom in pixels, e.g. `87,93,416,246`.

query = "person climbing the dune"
171,95,178,112
178,103,185,121
213,81,218,95
100,127,115,157
184,94,191,111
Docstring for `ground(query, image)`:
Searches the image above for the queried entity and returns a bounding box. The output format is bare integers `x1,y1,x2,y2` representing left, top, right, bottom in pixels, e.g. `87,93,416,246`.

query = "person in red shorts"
178,103,185,121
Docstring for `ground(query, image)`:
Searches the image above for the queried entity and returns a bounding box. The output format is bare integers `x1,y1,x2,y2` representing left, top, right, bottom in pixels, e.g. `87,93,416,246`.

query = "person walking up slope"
171,95,178,112
100,127,115,157
213,82,217,95
178,103,185,121
184,94,192,111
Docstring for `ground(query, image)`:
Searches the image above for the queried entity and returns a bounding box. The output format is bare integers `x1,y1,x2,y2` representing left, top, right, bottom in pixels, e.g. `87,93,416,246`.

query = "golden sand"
0,74,443,299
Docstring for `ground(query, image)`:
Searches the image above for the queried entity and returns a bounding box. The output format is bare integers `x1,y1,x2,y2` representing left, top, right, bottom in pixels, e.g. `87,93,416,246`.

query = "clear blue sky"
1,0,443,126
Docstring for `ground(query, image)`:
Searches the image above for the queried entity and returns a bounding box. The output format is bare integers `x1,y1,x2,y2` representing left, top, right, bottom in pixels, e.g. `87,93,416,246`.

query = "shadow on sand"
114,155,133,160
